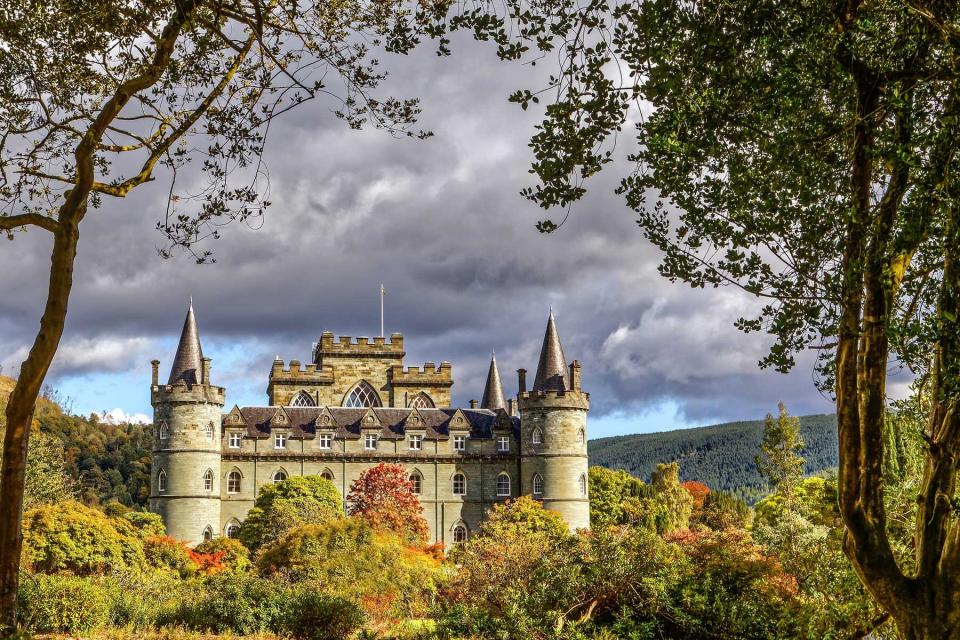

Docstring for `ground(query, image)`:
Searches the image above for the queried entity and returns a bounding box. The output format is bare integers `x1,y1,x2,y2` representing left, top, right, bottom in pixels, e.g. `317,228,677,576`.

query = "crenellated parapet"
519,389,590,411
389,362,453,387
312,331,405,363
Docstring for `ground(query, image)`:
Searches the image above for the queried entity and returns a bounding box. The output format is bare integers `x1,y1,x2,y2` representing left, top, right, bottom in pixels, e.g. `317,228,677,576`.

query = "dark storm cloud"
0,36,835,426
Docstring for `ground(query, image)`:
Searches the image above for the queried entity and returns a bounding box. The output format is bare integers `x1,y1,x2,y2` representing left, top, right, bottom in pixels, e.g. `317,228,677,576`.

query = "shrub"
144,535,197,577
194,536,252,572
278,589,366,640
162,572,286,634
110,570,189,628
239,475,344,551
22,500,147,575
124,510,166,538
17,573,113,634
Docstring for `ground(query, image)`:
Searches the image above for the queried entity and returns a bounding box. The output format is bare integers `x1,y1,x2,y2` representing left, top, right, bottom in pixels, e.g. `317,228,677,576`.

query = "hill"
588,413,838,503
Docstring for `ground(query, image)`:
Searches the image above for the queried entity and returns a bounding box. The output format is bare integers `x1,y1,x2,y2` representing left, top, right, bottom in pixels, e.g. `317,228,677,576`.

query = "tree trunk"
0,215,82,632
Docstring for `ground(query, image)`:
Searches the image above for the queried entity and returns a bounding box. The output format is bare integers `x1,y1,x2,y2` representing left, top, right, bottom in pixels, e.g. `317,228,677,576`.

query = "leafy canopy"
239,475,343,551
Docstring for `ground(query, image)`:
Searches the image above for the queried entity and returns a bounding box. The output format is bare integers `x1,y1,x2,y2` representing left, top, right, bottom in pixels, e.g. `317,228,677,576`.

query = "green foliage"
588,466,646,527
17,573,114,634
21,500,146,575
476,495,571,540
239,475,344,551
109,570,190,629
695,491,752,531
124,510,166,538
143,536,197,578
754,476,840,530
193,536,252,573
277,590,366,640
161,572,286,634
649,463,694,534
755,404,806,506
589,414,837,503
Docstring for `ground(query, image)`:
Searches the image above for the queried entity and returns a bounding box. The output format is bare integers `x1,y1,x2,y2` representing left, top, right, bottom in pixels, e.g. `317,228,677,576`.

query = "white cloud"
99,408,151,424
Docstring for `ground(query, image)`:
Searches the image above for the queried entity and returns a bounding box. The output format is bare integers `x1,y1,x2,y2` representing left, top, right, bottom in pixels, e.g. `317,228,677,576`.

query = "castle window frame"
579,473,588,496
228,432,242,449
202,526,213,542
409,434,423,451
532,473,544,497
227,470,242,494
578,429,585,445
274,432,288,450
409,392,435,409
157,469,167,493
203,469,214,492
452,522,468,544
532,427,543,445
497,436,510,453
225,521,240,538
452,472,466,496
453,435,466,452
364,433,378,450
318,433,332,450
204,422,215,440
344,380,383,408
497,472,511,497
158,422,169,441
409,471,423,495
320,469,335,482
290,390,316,407
272,469,288,483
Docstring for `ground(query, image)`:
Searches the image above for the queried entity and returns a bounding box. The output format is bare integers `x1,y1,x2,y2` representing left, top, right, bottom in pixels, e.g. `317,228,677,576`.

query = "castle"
149,304,590,546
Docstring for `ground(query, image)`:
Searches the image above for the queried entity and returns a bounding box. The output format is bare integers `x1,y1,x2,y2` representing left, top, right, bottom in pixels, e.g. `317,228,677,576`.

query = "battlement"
269,359,335,382
151,381,226,406
389,362,453,387
313,331,404,363
519,389,590,410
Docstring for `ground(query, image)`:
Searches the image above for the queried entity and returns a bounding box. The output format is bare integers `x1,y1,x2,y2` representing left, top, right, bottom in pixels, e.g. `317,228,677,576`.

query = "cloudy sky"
0,34,839,435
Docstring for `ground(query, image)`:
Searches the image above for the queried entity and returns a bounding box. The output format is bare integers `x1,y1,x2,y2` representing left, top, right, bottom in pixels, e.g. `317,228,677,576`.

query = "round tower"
149,302,224,545
520,311,590,530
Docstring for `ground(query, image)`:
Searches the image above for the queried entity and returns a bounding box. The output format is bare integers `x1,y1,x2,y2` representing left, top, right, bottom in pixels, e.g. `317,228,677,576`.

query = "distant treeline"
588,414,838,503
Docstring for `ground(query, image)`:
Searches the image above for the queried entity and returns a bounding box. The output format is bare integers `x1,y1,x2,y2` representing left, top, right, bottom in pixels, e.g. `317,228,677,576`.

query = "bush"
162,572,286,634
22,500,147,575
279,589,366,640
18,573,113,634
110,570,188,628
124,510,166,538
240,475,344,551
144,535,197,577
194,536,251,573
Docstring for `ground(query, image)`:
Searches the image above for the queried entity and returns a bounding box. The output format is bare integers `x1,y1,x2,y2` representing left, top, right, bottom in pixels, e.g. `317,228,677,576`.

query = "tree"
238,475,343,551
346,463,430,545
435,0,960,634
755,403,806,506
0,0,441,626
587,466,646,527
681,481,710,511
650,463,694,534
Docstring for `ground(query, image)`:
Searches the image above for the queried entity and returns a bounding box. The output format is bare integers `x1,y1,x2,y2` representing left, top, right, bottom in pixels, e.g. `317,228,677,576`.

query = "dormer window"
318,433,332,449
453,435,466,452
274,432,287,450
228,432,242,449
409,434,423,451
364,433,378,450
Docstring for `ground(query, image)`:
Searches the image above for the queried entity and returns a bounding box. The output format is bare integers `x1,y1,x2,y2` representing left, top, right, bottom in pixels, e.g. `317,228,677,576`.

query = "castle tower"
520,310,590,530
480,353,506,410
149,302,224,545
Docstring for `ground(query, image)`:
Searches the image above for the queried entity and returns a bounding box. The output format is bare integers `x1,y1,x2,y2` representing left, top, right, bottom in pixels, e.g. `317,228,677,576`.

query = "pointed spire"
481,353,506,410
533,309,569,392
168,300,204,386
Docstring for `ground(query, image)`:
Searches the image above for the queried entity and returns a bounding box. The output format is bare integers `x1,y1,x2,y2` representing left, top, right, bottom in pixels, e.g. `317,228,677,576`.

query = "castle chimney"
517,368,527,393
469,399,478,409
570,360,581,391
508,398,517,416
151,360,160,386
201,358,211,385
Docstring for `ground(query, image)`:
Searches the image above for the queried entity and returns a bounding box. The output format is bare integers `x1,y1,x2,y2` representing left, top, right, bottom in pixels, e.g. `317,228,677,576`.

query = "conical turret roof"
168,300,204,386
533,309,569,392
480,353,506,410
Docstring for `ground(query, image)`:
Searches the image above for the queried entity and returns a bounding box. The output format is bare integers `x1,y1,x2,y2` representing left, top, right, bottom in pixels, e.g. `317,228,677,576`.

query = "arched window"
532,427,543,445
272,469,288,483
343,380,382,408
320,469,335,482
157,469,167,493
290,391,316,407
204,422,215,440
452,522,468,544
409,392,435,409
578,429,585,445
532,473,544,497
203,469,214,492
225,521,240,538
158,422,169,441
452,472,466,496
579,473,588,496
409,471,423,495
227,470,242,494
202,526,213,542
497,472,511,497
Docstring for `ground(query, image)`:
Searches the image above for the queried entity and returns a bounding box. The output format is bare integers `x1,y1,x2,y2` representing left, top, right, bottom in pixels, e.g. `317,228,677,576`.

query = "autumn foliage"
347,463,430,545
681,481,710,510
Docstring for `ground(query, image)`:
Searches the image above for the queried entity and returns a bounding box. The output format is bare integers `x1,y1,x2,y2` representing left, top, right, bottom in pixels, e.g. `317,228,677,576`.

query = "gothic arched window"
344,380,382,408
579,473,588,496
158,422,169,441
227,470,242,494
225,521,240,538
204,422,214,440
157,470,167,493
452,522,468,544
272,469,288,483
203,469,214,492
497,472,511,497
290,391,316,407
409,471,423,495
409,392,435,409
202,526,213,542
578,428,585,445
532,473,544,497
452,472,466,496
320,469,335,482
532,427,543,445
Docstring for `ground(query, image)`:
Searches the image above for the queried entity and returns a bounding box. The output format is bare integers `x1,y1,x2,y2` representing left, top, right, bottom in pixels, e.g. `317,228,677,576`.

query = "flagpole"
380,284,385,338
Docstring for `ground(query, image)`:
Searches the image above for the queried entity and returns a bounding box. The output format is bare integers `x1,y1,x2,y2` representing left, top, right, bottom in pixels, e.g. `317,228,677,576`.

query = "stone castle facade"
149,305,590,546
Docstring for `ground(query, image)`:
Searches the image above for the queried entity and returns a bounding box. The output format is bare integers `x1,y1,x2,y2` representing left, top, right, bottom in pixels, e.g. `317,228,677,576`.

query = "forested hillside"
589,414,838,502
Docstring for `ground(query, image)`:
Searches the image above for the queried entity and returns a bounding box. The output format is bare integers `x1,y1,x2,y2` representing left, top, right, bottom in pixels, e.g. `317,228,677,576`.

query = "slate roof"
481,354,506,410
533,309,569,392
224,406,521,440
168,302,203,386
